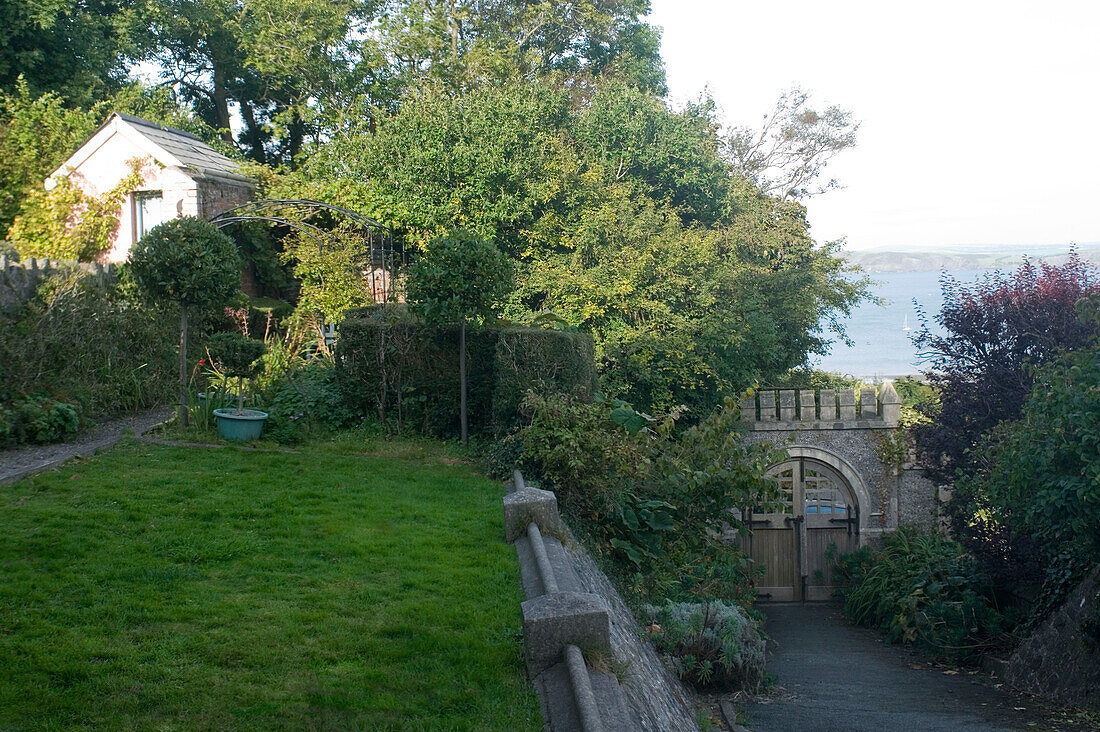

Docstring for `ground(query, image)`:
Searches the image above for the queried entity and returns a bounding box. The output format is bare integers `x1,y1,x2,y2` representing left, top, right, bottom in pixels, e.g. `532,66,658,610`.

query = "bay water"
812,270,989,378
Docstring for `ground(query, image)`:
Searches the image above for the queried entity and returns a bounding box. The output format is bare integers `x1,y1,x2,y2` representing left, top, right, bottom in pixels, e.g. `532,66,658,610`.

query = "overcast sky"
647,1,1100,251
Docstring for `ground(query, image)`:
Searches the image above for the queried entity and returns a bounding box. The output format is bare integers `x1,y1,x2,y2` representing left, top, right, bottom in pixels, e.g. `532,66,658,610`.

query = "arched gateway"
733,384,936,602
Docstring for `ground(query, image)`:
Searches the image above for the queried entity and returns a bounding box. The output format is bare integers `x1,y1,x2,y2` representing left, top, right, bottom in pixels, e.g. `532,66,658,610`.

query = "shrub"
518,392,783,609
13,394,80,443
835,527,1015,660
645,601,767,691
516,392,646,524
129,216,241,426
911,256,1100,589
206,332,267,415
0,393,80,446
0,269,176,421
262,358,362,444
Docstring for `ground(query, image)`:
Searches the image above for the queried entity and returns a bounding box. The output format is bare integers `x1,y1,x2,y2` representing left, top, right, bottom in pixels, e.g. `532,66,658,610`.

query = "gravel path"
739,603,1077,732
0,408,173,486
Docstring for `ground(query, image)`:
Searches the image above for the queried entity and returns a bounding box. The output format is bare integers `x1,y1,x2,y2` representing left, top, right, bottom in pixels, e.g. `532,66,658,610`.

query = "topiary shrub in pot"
206,332,268,440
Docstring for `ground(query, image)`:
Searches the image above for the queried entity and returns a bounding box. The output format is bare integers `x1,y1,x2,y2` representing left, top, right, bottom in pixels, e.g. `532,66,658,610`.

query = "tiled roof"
111,113,249,183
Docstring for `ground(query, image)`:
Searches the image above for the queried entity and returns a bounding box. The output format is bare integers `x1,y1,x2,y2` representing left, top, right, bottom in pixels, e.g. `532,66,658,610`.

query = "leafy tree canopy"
406,230,514,325
912,253,1100,487
0,0,131,106
129,216,241,309
304,80,867,414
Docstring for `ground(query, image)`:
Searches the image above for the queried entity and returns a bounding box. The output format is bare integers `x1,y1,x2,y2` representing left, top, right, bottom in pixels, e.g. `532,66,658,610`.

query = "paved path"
740,604,1066,732
0,408,172,486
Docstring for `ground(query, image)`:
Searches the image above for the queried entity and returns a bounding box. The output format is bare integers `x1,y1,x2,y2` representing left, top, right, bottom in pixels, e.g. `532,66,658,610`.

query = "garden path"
0,408,171,486
738,603,1078,731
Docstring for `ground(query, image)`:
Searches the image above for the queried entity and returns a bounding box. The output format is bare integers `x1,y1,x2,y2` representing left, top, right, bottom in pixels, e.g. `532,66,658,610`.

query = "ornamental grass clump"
833,526,1015,660
645,601,767,692
206,332,266,415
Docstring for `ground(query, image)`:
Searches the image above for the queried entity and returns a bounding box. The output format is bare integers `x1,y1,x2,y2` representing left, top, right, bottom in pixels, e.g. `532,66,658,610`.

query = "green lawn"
0,437,540,730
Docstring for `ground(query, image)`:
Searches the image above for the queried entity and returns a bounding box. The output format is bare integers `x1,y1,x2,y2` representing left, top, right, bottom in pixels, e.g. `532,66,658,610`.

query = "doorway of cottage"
745,457,860,601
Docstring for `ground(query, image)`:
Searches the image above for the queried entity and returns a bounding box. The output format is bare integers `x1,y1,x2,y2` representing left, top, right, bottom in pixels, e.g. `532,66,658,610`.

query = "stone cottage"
45,112,253,263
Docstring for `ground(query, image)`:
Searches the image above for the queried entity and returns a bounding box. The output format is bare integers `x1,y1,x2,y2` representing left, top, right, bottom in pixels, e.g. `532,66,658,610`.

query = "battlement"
740,382,901,430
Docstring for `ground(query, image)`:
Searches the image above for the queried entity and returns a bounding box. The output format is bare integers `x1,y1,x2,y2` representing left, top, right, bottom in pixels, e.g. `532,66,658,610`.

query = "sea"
811,270,990,378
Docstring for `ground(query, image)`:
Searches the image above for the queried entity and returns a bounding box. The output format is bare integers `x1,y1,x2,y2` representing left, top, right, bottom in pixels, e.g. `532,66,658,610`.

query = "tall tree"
407,230,514,445
726,86,858,200
128,0,379,166
317,80,868,414
0,0,131,105
378,0,665,94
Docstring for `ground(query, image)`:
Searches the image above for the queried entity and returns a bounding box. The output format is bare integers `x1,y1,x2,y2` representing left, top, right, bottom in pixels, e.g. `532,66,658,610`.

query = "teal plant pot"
213,408,268,441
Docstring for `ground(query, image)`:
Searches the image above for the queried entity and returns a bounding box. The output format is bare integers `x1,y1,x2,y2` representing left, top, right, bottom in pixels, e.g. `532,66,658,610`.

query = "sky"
646,1,1100,252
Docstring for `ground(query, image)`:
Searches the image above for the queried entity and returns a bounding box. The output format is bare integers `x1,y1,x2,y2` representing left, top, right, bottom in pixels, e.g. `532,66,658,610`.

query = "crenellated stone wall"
740,384,901,429
741,382,936,537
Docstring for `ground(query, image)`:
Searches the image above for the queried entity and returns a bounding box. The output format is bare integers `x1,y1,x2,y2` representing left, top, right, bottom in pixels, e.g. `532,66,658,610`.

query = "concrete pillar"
504,486,565,543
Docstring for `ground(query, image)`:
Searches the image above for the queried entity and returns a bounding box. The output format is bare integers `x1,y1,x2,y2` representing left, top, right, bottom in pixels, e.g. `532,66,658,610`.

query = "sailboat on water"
902,314,911,333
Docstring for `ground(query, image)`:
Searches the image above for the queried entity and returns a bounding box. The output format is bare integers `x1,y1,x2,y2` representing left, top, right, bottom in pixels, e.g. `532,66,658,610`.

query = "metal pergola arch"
211,199,403,304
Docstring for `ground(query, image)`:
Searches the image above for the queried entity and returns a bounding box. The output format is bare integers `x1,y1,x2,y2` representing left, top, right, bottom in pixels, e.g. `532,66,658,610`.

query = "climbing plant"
8,158,148,261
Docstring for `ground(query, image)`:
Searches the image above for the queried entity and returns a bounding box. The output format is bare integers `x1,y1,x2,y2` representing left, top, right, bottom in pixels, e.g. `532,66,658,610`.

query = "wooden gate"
745,458,859,602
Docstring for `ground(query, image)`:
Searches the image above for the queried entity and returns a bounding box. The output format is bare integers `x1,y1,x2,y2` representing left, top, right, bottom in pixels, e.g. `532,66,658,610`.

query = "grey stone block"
879,380,902,425
779,389,796,420
522,592,611,678
740,396,755,422
820,389,837,420
799,390,816,421
860,387,877,418
839,389,856,419
759,391,776,421
504,486,563,542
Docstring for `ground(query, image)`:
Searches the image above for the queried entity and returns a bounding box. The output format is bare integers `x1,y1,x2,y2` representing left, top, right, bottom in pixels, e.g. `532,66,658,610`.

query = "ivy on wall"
7,157,148,261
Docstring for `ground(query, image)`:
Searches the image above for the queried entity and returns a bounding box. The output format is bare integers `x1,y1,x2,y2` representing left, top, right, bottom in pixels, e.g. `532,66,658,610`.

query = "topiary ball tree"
206,332,266,415
129,217,241,426
407,230,513,445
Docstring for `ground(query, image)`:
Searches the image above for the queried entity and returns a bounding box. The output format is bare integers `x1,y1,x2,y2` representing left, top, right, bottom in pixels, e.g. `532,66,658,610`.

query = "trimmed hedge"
336,306,598,436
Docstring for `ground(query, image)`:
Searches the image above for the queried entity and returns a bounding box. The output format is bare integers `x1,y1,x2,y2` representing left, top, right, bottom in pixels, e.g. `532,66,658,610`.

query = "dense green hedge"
335,307,597,436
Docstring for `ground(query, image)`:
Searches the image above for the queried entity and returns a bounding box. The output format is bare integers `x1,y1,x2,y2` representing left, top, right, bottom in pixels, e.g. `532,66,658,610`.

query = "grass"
0,436,541,730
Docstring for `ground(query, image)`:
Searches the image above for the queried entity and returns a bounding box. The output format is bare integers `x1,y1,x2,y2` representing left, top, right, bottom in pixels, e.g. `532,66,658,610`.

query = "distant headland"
844,243,1100,273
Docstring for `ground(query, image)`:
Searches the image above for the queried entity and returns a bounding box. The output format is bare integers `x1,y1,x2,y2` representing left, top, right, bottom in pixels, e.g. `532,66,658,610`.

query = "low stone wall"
1004,565,1100,711
504,472,700,731
0,255,116,312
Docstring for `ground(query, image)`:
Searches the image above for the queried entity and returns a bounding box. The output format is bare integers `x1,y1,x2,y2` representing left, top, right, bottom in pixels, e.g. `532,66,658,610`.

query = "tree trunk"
212,65,234,144
179,308,189,428
240,103,266,164
459,318,468,446
288,111,305,169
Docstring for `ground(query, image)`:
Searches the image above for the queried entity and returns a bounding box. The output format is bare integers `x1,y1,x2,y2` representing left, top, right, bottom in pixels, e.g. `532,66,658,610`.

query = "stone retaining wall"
504,471,700,731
